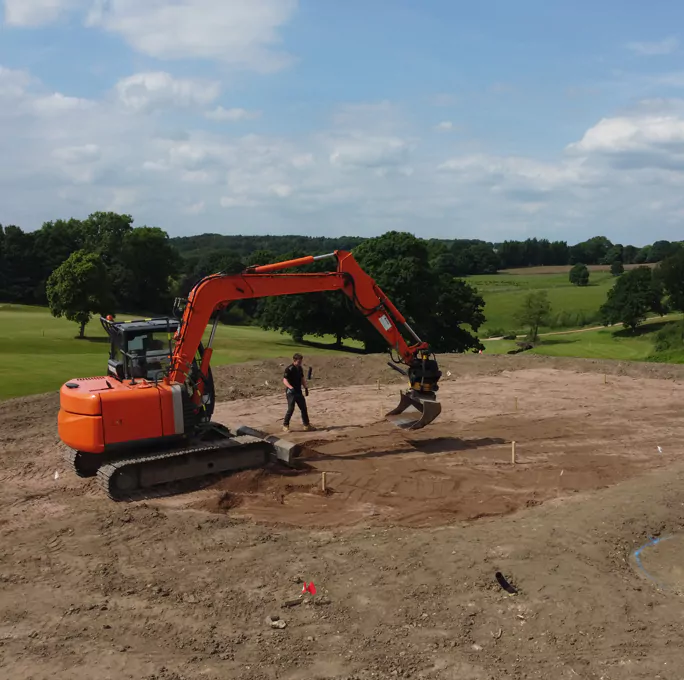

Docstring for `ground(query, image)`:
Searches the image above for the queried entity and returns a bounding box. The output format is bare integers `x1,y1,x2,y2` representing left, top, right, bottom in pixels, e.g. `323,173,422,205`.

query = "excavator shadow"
301,436,507,462
106,458,318,503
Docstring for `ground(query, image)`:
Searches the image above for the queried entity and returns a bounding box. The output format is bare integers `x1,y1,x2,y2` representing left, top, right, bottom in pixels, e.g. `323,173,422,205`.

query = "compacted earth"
2,352,684,679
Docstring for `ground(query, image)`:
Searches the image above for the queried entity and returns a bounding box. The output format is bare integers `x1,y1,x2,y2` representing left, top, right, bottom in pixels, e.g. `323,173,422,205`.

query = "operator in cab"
282,353,316,432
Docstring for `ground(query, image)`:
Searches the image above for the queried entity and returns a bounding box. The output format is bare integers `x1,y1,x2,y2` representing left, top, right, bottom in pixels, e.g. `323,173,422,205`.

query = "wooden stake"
376,379,380,391
321,472,327,492
604,373,607,385
511,441,517,465
514,397,518,412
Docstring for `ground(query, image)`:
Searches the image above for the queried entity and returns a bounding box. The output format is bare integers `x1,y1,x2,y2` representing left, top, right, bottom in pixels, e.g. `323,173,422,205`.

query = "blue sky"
2,1,684,245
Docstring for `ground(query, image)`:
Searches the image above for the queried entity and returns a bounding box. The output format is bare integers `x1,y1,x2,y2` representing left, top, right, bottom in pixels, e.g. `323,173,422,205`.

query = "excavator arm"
170,250,442,428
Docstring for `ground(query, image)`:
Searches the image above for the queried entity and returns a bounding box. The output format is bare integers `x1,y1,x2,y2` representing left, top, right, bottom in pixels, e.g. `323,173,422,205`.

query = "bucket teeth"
385,391,441,430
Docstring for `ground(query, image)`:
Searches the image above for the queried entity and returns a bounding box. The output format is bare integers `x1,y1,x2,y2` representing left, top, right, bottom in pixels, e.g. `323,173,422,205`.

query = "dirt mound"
201,365,684,528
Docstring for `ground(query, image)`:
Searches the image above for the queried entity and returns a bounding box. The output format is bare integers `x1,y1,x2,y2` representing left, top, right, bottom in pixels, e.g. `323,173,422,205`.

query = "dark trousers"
284,389,309,426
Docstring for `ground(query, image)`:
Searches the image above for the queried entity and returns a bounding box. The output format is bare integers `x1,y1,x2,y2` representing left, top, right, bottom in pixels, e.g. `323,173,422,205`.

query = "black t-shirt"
284,364,304,390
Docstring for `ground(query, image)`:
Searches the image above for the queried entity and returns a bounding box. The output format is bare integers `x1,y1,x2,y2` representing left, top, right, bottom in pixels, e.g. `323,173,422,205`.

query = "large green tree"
256,250,353,346
255,232,485,354
46,250,114,338
599,266,665,332
515,290,552,341
342,232,484,353
82,211,134,263
118,226,183,312
569,262,590,286
0,225,40,303
657,249,684,312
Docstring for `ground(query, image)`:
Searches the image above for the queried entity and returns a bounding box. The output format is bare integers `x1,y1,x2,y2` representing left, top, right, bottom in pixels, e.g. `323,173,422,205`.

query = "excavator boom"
57,250,443,500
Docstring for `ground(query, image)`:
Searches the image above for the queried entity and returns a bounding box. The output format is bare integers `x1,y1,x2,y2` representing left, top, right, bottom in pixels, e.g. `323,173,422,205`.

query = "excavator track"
96,435,274,502
62,447,104,478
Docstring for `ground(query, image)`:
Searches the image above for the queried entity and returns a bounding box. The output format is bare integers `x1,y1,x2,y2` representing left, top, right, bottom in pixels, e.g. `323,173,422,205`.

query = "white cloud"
185,200,206,214
220,196,258,208
328,134,412,170
655,73,684,88
5,63,684,243
291,153,314,168
434,121,453,132
566,113,684,155
205,106,261,122
0,66,34,97
627,37,679,56
3,0,82,26
33,92,94,114
116,72,220,113
5,0,297,71
86,0,298,71
51,143,100,164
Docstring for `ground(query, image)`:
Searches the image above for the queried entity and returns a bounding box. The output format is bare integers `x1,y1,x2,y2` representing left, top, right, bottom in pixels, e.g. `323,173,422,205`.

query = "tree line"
172,232,684,276
0,212,488,353
2,210,684,354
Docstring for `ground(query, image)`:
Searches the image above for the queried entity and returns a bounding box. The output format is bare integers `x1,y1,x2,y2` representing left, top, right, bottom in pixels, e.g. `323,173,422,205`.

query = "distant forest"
172,232,683,276
1,211,682,317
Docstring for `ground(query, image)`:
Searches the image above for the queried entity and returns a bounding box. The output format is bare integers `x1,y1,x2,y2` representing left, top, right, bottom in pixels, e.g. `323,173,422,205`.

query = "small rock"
266,614,287,629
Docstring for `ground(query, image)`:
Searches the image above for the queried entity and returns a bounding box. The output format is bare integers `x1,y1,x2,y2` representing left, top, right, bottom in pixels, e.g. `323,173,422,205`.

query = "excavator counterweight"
57,250,444,499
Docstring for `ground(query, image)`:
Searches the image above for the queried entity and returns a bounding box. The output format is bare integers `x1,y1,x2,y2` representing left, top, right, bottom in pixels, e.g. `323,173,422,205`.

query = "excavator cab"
101,316,178,383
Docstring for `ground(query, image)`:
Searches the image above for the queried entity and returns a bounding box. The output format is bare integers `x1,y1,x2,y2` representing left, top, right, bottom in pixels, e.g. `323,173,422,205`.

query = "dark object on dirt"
281,598,303,608
495,571,518,594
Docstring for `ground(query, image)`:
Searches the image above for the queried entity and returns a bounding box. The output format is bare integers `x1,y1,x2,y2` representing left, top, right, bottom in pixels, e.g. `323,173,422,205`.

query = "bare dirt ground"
3,353,684,679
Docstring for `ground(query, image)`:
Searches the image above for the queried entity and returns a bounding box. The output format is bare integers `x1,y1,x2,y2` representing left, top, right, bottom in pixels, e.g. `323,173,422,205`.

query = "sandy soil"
2,353,684,679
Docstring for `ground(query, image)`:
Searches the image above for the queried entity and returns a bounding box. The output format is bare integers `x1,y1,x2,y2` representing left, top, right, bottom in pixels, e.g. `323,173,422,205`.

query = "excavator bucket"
385,391,442,430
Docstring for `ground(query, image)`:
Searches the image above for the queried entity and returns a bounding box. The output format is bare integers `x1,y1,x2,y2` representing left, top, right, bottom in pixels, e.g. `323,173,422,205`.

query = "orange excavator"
57,250,442,500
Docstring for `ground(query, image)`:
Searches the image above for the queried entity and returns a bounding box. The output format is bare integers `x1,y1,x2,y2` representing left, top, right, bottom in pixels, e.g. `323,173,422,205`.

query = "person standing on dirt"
282,353,315,432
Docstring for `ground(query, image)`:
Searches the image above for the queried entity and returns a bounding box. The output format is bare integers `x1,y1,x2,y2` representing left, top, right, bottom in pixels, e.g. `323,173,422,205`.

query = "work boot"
304,424,316,431
282,425,290,433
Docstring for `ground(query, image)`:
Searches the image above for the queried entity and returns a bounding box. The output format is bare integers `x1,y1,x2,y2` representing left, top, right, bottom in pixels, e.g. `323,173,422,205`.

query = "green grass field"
0,304,361,401
482,316,684,363
3,260,683,402
468,270,618,336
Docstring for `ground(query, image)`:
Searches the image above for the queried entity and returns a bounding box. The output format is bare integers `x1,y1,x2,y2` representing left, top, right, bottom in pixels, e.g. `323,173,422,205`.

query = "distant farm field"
499,263,657,275
468,269,618,336
0,305,361,401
